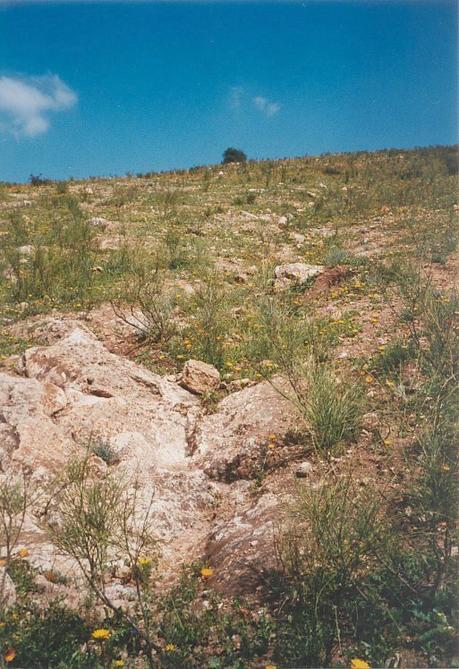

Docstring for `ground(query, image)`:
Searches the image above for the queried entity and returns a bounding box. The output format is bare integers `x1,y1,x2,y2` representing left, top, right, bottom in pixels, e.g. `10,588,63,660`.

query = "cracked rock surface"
0,319,297,601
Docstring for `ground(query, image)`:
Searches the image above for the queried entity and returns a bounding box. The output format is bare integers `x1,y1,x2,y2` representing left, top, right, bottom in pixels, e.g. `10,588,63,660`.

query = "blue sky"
0,1,457,182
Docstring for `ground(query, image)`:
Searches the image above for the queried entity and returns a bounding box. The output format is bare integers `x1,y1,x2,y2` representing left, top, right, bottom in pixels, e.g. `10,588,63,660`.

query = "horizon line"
2,143,457,185
1,0,454,5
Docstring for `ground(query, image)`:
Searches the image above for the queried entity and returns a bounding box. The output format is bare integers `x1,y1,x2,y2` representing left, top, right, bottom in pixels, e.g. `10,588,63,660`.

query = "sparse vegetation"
0,146,457,668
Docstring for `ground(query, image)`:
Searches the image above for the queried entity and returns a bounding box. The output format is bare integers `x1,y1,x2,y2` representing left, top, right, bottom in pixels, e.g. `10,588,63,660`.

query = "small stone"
227,378,252,392
359,477,370,487
274,263,324,291
180,359,221,395
291,232,305,245
361,412,380,430
295,461,313,478
17,244,34,256
88,217,108,228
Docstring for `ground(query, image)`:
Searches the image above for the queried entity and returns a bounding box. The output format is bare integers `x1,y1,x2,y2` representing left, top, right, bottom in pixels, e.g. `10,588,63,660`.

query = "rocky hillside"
0,146,457,668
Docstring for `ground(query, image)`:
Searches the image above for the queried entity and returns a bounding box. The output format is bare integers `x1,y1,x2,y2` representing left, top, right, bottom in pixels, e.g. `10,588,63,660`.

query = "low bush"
302,361,363,456
274,476,390,667
112,267,178,345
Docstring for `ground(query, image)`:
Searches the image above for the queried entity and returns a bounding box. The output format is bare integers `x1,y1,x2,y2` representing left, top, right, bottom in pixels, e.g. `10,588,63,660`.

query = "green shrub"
302,361,363,456
185,278,229,368
45,455,160,667
112,268,178,344
274,476,390,667
323,245,350,267
3,196,96,309
222,148,247,164
232,191,256,206
6,559,38,599
0,603,96,669
90,440,119,466
371,338,415,379
0,472,31,564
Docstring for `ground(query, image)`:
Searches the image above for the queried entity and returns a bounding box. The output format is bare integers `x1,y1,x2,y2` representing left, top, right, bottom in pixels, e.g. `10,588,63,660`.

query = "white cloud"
0,74,77,138
229,87,282,117
253,95,281,117
229,86,244,110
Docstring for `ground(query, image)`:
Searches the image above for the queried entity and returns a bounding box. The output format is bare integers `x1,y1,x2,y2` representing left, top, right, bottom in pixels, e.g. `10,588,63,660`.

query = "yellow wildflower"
137,557,152,567
365,375,374,384
267,443,276,450
4,648,16,663
200,566,213,579
113,661,125,668
17,547,29,558
351,659,371,669
91,628,111,641
265,665,277,669
165,643,176,652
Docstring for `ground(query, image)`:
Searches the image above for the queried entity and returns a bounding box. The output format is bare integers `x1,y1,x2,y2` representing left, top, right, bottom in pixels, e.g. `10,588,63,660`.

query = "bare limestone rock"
204,492,284,595
0,320,298,599
0,324,212,577
192,377,295,481
0,568,17,608
180,359,221,395
0,373,73,471
274,262,324,290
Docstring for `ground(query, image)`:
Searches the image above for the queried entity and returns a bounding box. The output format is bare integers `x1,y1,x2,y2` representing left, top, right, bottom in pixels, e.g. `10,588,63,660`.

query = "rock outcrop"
0,320,299,603
192,377,294,481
